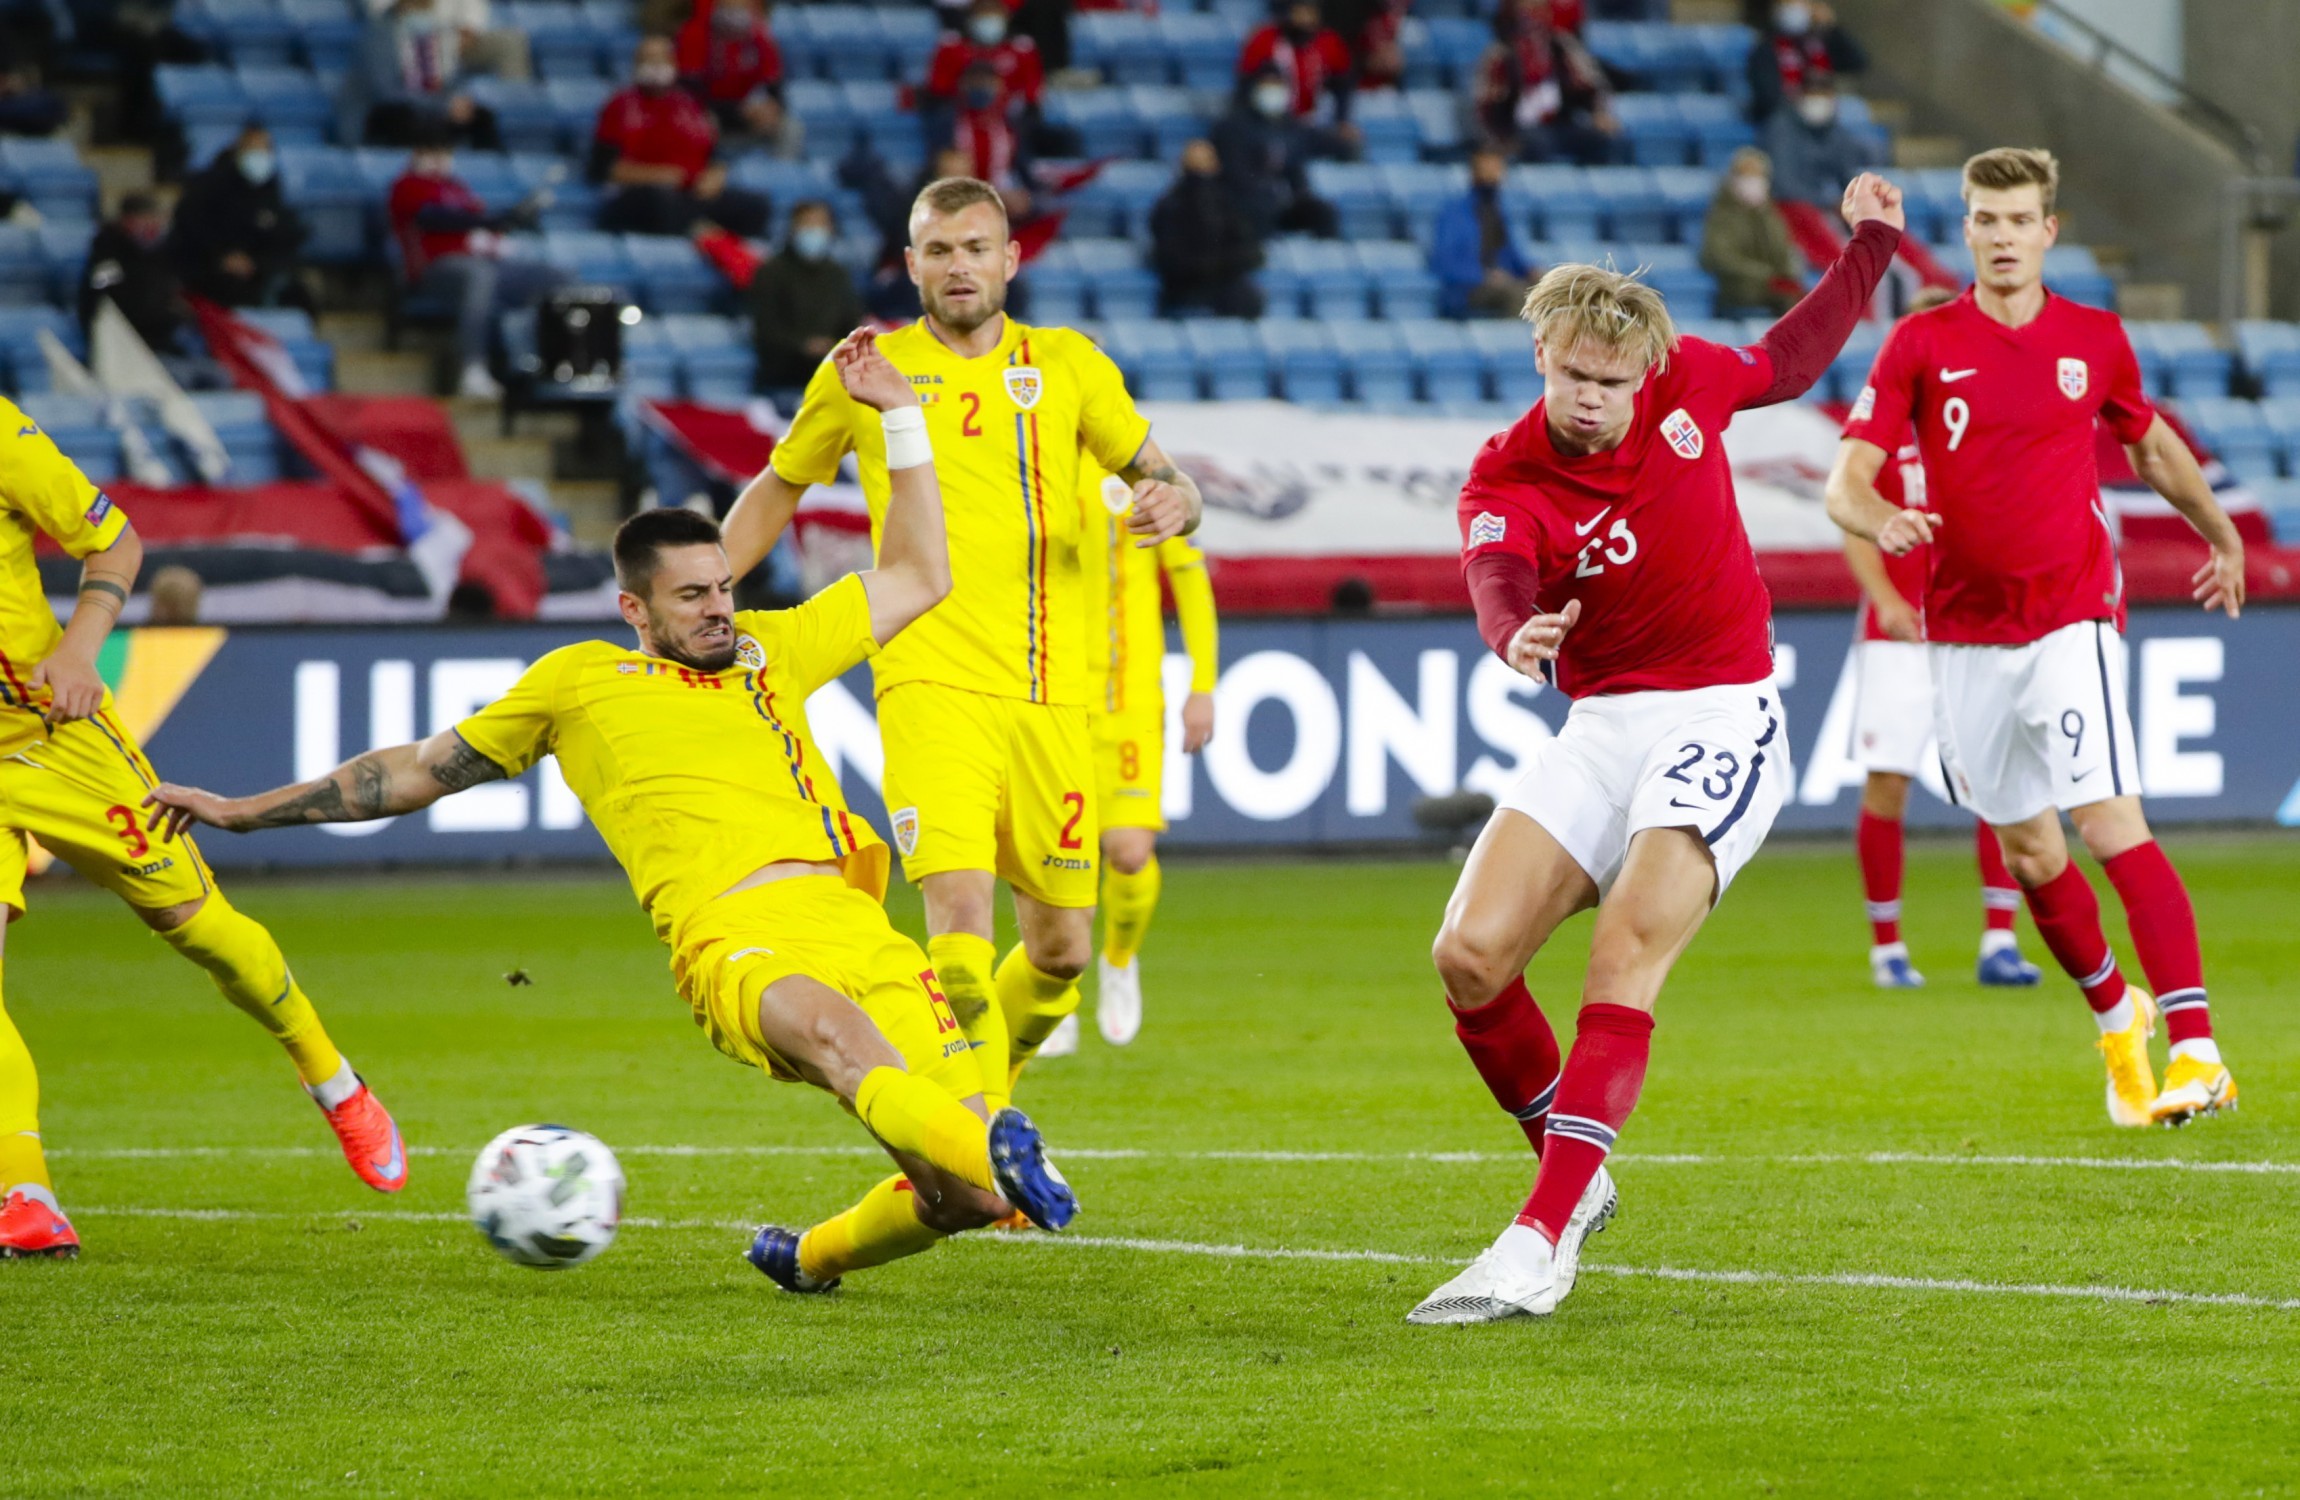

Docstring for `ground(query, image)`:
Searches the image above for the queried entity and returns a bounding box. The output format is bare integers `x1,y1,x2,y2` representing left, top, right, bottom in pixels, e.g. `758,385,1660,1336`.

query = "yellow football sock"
798,1173,946,1281
852,1065,995,1195
158,894,344,1087
0,971,52,1196
998,944,1081,1087
927,931,1008,1113
1101,857,1162,969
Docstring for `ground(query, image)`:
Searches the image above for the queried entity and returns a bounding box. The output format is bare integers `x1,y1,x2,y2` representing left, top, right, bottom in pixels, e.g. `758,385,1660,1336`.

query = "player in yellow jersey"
148,333,1079,1294
721,176,1202,1108
0,407,403,1260
1031,467,1218,1055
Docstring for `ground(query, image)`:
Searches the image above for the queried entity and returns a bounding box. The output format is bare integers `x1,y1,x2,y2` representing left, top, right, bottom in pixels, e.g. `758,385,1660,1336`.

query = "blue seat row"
174,0,639,78
2172,397,2300,483
1310,162,1725,247
17,389,292,484
1095,316,1585,406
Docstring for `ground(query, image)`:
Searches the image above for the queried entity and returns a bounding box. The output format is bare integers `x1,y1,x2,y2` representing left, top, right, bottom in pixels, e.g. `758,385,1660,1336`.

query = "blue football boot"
746,1225,838,1294
1977,940,2044,987
988,1108,1077,1232
1869,942,1925,989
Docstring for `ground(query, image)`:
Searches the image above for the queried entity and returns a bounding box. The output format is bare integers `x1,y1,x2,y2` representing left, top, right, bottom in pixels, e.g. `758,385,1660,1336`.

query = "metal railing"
2025,0,2270,172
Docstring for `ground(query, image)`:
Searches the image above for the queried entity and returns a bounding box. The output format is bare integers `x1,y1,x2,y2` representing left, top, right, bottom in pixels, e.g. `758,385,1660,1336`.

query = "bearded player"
0,414,403,1260
149,332,1079,1295
721,176,1201,1102
1407,173,1905,1324
1828,148,2245,1128
1844,286,2042,992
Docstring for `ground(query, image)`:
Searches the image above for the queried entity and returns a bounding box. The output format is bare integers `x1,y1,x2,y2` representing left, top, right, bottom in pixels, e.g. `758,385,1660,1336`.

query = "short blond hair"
1962,147,2059,216
910,175,1008,237
1519,263,1677,375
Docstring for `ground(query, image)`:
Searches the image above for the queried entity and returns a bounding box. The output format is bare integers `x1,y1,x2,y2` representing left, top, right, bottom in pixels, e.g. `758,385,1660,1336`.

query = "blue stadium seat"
237,66,333,144
1587,167,1669,242
1308,162,1396,240
1073,13,1170,86
1355,241,1441,321
1396,19,1446,91
619,313,680,395
662,313,754,400
2260,398,2300,477
1103,320,1197,400
1331,322,1413,404
1126,86,1202,161
2258,475,2300,544
1182,320,1272,400
2237,321,2300,398
1610,95,1693,168
1257,319,1345,404
2041,244,2115,309
1156,13,1244,92
1673,94,1756,168
541,230,639,300
1263,239,1369,320
2178,397,2279,481
181,0,300,69
19,394,109,457
875,7,942,79
543,77,616,151
1650,166,1718,244
1351,92,1423,166
1023,260,1090,324
1397,319,1484,403
624,235,724,315
2132,322,2233,400
782,80,852,149
1685,24,1757,94
36,222,90,302
1065,160,1170,239
467,78,562,155
1044,90,1147,161
1402,89,1463,158
237,307,336,389
503,2,607,80
188,390,283,483
1510,165,1598,241
1384,162,1469,249
0,224,51,303
0,306,82,393
1466,319,1539,404
727,157,837,205
1419,17,1490,87
279,143,367,263
282,0,361,73
1625,243,1718,319
802,6,904,83
506,153,597,231
1051,240,1159,321
1825,320,1887,404
156,65,252,133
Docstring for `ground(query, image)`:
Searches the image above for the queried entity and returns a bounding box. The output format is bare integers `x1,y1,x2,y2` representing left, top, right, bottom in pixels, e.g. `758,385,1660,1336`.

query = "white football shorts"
1930,619,2139,826
1851,639,1935,778
1497,677,1787,901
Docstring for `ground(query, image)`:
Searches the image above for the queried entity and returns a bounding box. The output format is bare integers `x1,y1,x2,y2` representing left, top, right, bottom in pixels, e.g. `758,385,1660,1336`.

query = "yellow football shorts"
671,874,982,1100
875,681,1099,907
0,708,215,919
1091,704,1165,833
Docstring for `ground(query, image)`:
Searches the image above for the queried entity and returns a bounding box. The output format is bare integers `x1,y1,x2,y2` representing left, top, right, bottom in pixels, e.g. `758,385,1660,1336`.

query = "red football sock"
2022,860,2126,1013
1975,823,2020,934
1856,810,1903,945
1448,976,1561,1151
2103,842,2211,1044
1517,1004,1653,1244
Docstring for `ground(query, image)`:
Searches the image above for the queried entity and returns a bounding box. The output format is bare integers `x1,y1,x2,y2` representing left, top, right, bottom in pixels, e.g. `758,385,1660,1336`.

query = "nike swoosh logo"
1574,506,1614,537
1668,797,1705,811
2071,768,2097,782
375,1130,406,1184
1939,368,1978,383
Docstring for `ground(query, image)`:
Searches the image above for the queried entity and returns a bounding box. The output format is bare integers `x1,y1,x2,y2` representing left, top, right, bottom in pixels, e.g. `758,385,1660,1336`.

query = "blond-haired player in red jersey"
1828,148,2247,1128
1408,174,1906,1324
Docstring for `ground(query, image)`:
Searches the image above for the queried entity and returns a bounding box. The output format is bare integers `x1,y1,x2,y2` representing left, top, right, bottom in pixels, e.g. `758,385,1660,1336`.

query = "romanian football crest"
891,806,921,857
2058,357,2088,400
1003,366,1044,409
1468,511,1506,547
1660,408,1704,460
733,632,765,672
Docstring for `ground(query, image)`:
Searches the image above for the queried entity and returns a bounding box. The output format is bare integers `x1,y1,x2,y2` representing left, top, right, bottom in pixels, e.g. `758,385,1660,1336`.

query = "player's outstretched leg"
1096,831,1162,1046
754,1172,956,1294
2075,803,2237,1124
1,957,78,1260
1857,779,1924,988
1001,893,1092,1087
1973,822,2041,986
143,892,405,1191
1997,816,2156,1125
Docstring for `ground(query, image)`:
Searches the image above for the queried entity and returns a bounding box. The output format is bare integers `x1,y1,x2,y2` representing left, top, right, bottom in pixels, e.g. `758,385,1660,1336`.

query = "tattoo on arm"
248,762,371,827
78,578,129,611
429,736,509,793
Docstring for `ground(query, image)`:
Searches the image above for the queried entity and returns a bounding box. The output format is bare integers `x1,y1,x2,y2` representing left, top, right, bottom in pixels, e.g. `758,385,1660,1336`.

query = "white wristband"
881,406,931,470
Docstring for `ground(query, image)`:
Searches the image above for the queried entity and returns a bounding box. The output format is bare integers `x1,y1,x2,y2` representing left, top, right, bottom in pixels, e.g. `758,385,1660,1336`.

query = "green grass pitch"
3,835,2298,1496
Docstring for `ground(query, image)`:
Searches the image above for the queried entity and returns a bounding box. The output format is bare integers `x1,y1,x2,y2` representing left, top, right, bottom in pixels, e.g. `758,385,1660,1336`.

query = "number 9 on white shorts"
1497,679,1788,900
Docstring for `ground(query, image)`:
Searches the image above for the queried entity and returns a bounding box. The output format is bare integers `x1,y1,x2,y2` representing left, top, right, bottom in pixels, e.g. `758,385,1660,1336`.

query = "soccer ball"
466,1124,626,1270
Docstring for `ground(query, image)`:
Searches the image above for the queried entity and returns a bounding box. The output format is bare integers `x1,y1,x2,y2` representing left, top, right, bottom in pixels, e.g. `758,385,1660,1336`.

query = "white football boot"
1097,955,1142,1045
1548,1165,1618,1305
1407,1223,1558,1324
1035,1013,1080,1058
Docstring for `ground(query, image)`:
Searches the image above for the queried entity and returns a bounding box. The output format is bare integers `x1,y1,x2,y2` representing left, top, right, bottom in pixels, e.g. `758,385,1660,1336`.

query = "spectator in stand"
947,60,1030,200
591,36,771,238
366,0,531,79
748,200,860,398
1760,74,1867,209
1745,0,1866,125
1470,0,1623,166
146,565,204,627
924,0,1078,158
80,192,227,386
169,125,313,312
345,0,504,150
1430,145,1535,319
1151,139,1264,319
677,0,802,157
1213,63,1346,239
0,61,65,136
388,131,570,399
1238,0,1354,125
1343,0,1408,93
1699,146,1802,316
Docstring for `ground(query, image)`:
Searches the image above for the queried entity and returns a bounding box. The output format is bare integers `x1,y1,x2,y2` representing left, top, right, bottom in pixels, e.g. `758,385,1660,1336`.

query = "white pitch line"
67,1206,2300,1312
46,1144,2300,1176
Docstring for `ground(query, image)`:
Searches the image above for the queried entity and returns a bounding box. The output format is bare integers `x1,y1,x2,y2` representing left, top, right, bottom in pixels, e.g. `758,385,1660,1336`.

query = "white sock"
2094,995,2136,1034
1980,929,2018,956
1497,1220,1556,1267
9,1181,59,1212
2171,1038,2223,1067
306,1058,361,1110
1869,941,1908,962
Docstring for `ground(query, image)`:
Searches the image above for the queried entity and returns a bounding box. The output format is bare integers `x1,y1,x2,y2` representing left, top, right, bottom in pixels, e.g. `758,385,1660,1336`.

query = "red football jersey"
1856,432,1929,643
594,86,719,186
1843,288,2155,646
1457,338,1780,698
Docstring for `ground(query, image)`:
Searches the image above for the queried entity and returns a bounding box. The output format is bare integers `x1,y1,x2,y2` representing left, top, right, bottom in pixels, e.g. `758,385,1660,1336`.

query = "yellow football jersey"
454,575,890,946
769,318,1152,709
1080,469,1220,717
0,398,126,754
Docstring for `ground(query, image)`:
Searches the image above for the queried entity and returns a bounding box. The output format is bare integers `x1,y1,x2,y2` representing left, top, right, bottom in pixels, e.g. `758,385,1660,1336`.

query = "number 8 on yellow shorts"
0,708,216,919
875,681,1098,908
1092,704,1165,833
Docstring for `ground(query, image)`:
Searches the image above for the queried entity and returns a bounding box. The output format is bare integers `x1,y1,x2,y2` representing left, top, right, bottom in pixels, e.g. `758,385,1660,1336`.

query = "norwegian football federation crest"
1468,511,1507,547
1003,366,1044,409
891,806,921,857
2058,357,2089,400
1660,408,1704,460
733,632,765,672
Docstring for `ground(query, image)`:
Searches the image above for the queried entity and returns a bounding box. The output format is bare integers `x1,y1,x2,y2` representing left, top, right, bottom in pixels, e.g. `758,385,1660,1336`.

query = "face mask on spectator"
969,14,1006,45
1797,93,1837,127
636,61,677,88
1776,2,1812,35
1252,82,1290,118
791,224,833,260
238,148,276,185
1731,172,1769,206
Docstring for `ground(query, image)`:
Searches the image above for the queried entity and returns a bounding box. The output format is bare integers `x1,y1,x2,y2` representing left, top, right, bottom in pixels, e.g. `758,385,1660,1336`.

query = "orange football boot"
0,1191,79,1259
316,1077,407,1192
